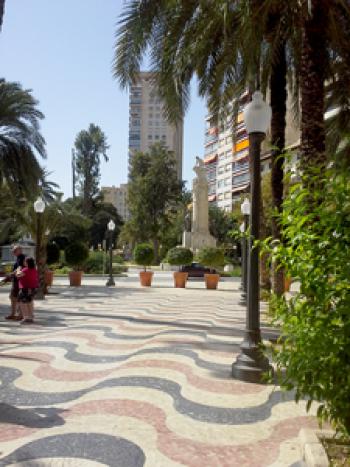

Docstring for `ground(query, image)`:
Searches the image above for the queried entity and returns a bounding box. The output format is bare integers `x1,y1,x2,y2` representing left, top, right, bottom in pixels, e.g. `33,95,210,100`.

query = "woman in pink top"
16,257,39,324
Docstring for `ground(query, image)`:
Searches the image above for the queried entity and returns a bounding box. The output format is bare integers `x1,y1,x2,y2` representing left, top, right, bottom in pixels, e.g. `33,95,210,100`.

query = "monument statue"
182,157,216,251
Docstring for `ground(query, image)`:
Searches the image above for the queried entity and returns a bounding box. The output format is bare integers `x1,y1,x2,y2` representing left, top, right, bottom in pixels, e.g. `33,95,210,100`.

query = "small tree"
196,247,225,272
65,242,89,271
133,243,154,271
166,247,193,271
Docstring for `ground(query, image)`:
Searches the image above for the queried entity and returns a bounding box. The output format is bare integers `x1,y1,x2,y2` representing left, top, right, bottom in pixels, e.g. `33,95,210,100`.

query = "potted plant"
64,242,89,286
133,243,154,286
45,241,60,288
166,247,193,288
196,247,225,290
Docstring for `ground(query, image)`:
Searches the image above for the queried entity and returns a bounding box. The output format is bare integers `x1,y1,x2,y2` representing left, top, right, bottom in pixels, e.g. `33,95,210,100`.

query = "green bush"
166,247,193,270
84,251,104,274
46,242,60,265
64,242,89,271
196,247,225,270
133,243,154,270
112,254,124,264
265,170,350,436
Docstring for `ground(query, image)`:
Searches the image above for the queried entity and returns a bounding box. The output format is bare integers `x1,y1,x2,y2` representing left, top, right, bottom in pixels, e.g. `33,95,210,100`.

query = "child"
16,257,39,324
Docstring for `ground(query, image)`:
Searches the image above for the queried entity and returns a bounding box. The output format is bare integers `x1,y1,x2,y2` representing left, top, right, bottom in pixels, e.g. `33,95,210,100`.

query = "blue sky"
0,0,206,197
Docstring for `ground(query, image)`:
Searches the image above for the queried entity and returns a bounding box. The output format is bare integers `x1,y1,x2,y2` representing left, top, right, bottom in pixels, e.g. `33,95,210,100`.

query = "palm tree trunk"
270,43,287,296
300,0,328,174
0,0,5,31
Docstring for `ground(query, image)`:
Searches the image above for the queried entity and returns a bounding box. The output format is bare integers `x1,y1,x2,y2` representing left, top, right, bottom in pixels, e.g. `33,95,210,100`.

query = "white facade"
128,72,183,179
101,184,129,221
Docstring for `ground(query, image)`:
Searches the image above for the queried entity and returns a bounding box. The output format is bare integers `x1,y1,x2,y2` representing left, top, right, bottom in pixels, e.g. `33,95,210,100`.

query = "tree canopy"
74,123,109,215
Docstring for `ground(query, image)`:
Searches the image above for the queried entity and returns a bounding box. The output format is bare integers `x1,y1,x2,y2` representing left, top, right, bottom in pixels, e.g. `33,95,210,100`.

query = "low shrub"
133,243,154,271
196,247,225,271
64,242,89,271
166,247,193,271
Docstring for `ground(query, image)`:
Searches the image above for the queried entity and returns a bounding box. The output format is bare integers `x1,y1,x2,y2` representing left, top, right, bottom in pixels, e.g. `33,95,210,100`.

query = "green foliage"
133,243,154,270
83,251,105,274
209,206,239,245
64,242,89,270
127,144,184,260
166,247,193,268
196,247,225,270
265,170,350,436
89,203,123,249
74,124,109,215
46,242,60,265
0,79,46,197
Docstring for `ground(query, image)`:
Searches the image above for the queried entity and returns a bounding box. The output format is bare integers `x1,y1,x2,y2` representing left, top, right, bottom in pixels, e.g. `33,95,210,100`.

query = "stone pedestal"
182,157,217,253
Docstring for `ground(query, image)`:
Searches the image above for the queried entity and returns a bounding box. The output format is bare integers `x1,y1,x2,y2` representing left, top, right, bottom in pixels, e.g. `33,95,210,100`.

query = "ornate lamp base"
232,330,272,383
106,277,115,287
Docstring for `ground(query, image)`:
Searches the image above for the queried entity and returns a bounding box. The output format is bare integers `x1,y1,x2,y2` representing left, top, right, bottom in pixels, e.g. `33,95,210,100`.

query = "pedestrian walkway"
0,279,316,466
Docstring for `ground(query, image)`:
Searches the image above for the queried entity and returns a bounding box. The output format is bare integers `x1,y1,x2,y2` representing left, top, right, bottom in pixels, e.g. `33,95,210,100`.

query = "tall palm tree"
0,0,5,31
0,79,46,196
74,123,109,216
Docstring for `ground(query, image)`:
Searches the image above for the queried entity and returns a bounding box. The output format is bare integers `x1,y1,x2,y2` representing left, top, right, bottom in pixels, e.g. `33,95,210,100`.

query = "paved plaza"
0,274,316,466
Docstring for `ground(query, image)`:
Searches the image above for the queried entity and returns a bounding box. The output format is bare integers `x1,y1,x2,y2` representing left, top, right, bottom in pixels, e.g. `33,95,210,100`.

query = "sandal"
15,315,23,321
5,315,16,320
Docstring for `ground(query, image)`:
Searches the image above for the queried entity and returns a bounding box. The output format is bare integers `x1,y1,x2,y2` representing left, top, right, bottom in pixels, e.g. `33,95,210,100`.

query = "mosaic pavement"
0,277,315,466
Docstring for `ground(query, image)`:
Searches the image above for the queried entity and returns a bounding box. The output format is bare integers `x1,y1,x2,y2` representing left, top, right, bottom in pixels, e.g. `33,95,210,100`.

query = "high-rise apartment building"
128,72,183,178
101,183,129,221
204,93,299,211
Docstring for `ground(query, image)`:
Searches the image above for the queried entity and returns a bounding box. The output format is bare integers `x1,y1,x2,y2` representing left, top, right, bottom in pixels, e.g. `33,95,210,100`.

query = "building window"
225,163,231,171
224,191,231,199
224,177,231,186
162,135,166,140
218,193,224,201
148,135,153,140
155,135,159,140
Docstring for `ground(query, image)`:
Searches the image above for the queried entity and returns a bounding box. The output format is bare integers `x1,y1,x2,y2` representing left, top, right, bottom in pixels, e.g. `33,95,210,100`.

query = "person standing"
16,257,39,324
5,245,26,320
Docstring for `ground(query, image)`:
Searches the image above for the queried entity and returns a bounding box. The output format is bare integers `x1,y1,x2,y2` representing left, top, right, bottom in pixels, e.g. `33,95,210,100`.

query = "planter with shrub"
196,247,225,290
64,242,89,286
133,243,154,286
166,247,193,288
45,241,60,288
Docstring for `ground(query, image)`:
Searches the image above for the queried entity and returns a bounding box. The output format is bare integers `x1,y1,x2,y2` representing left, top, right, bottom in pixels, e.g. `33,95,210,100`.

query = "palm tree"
0,0,5,31
0,79,46,196
114,0,350,290
114,0,290,294
74,123,109,216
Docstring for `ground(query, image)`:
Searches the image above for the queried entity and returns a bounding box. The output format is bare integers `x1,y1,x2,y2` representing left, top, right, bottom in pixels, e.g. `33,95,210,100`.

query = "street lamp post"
106,219,115,287
34,196,46,300
239,199,250,306
232,91,273,383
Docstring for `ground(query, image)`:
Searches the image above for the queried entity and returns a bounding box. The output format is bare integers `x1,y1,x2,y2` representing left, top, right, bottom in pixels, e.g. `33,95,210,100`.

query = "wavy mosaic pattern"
0,283,315,466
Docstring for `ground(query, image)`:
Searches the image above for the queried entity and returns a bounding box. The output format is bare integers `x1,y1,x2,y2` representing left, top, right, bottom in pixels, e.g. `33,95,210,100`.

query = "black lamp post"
232,91,273,383
106,219,116,287
34,196,46,300
239,199,250,306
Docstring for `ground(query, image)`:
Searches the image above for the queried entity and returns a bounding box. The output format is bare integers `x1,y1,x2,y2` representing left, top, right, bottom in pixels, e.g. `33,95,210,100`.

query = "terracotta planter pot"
204,273,220,290
45,270,54,287
284,276,292,292
139,271,153,287
173,271,188,288
69,270,83,287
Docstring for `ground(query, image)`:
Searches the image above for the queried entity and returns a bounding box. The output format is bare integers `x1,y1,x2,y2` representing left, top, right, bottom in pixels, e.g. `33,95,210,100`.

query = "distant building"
128,71,183,179
101,184,129,221
204,92,299,211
